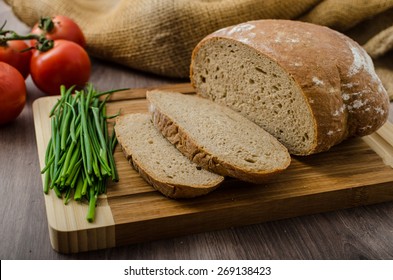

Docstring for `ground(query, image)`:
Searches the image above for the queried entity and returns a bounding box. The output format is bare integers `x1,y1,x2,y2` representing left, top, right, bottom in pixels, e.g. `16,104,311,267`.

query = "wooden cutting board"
33,83,393,253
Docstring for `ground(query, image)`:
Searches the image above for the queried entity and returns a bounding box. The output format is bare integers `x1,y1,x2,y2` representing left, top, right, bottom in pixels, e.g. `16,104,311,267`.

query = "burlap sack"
4,0,393,98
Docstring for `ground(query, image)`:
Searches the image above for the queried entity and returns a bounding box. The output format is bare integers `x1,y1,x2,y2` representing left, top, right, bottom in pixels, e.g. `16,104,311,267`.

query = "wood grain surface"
33,83,393,254
1,0,393,259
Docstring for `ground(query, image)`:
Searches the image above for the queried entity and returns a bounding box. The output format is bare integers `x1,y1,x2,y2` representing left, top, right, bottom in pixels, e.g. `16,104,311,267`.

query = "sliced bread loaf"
190,19,390,155
115,113,224,198
147,90,291,183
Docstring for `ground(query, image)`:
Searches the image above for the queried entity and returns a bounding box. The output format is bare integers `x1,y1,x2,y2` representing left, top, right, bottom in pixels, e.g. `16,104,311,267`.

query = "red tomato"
30,15,86,48
30,39,91,95
0,40,32,79
0,62,27,125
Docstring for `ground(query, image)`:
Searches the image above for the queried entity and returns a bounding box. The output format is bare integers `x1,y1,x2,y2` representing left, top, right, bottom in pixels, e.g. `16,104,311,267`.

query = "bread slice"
190,19,389,155
115,113,224,198
147,90,291,183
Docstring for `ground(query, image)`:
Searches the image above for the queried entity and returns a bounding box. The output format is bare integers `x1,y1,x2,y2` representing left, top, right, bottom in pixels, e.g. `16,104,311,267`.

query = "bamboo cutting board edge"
32,83,393,253
112,180,393,247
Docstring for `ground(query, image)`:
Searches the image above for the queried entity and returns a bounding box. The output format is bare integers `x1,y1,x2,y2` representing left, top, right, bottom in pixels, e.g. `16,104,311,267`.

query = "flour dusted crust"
190,19,389,155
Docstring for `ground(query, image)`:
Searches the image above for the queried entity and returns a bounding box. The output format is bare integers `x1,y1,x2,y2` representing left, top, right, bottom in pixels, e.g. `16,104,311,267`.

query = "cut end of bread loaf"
190,19,390,155
115,113,224,198
191,37,316,155
147,90,291,183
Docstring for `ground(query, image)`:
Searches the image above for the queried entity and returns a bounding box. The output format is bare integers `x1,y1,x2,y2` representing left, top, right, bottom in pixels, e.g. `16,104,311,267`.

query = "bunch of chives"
41,84,122,222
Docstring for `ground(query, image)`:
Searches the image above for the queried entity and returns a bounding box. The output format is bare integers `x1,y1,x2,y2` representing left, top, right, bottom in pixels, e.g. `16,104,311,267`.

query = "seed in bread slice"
115,113,224,198
147,90,291,183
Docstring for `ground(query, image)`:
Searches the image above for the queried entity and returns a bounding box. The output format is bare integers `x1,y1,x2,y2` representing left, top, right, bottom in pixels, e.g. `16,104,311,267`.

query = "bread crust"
149,94,290,183
121,144,221,198
190,19,389,155
115,114,224,199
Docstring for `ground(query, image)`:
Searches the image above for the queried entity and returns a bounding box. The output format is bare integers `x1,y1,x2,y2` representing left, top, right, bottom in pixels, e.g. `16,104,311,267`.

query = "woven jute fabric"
4,0,393,98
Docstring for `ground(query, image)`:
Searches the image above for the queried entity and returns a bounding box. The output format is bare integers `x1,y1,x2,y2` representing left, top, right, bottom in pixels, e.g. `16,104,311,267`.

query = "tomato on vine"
0,22,32,79
30,39,91,95
1,18,91,95
30,15,86,48
0,62,27,125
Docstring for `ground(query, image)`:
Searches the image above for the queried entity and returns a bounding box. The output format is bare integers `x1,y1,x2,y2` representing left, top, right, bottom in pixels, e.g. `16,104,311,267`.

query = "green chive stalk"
41,84,123,222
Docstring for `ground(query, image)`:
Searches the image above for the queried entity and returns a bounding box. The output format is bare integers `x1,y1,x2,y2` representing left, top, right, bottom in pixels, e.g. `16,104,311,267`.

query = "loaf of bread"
147,90,291,183
115,113,224,198
190,19,390,155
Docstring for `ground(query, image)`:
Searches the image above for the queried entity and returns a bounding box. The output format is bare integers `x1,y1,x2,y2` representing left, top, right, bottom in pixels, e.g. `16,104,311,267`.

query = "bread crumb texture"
115,113,224,198
147,91,290,183
191,19,389,155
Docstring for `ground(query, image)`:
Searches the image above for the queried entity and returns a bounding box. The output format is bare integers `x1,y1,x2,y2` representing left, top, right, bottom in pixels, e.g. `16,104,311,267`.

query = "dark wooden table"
1,1,393,260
